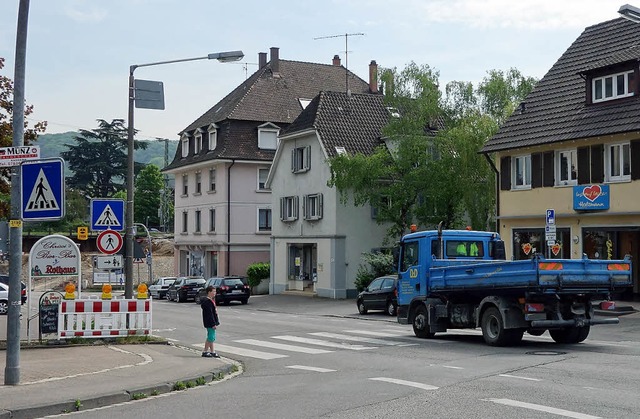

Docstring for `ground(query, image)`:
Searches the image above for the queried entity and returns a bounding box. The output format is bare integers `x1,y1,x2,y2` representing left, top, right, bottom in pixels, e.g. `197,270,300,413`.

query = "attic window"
299,98,312,109
592,70,635,103
181,134,189,158
258,123,279,150
335,146,347,156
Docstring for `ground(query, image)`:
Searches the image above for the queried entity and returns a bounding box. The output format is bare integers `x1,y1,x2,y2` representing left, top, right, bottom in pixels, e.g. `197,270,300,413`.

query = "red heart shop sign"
582,185,601,202
574,184,609,211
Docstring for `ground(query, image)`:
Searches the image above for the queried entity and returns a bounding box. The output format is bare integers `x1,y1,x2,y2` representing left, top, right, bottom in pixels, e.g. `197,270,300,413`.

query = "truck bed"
427,255,632,294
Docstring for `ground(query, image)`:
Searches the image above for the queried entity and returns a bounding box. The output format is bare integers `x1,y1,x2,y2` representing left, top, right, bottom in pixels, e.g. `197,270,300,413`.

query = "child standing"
200,285,220,358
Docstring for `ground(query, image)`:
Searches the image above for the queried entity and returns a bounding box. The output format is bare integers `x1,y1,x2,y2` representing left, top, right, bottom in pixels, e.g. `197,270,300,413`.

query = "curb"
0,363,238,418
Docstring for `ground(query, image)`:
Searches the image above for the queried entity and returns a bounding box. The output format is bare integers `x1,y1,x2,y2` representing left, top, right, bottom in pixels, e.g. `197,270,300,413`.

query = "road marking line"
482,398,601,419
344,329,407,337
286,365,336,373
442,365,464,370
207,343,288,360
310,332,401,345
272,335,376,350
163,337,180,342
369,377,439,390
498,374,542,381
235,339,333,354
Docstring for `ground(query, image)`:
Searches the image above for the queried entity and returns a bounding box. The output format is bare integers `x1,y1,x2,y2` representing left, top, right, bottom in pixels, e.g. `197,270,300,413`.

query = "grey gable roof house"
482,16,640,153
164,47,375,170
281,90,389,158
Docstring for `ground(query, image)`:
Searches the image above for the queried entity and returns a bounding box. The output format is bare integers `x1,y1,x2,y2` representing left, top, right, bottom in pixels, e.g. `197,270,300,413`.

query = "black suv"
196,276,250,305
0,275,27,304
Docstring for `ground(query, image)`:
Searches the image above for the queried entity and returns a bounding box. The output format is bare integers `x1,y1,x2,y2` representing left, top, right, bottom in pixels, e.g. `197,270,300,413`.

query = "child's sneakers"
211,352,221,358
202,352,213,358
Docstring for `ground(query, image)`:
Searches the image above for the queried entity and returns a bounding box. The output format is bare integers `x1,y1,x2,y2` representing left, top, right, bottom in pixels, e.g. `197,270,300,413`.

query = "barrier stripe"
61,300,151,313
539,262,563,270
607,263,630,271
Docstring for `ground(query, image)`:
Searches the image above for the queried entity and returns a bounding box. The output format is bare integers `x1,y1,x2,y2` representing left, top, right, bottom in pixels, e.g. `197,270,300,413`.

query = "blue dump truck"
397,227,632,346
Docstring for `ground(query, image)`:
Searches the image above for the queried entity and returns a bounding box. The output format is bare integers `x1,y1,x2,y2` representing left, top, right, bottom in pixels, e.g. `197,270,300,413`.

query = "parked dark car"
0,275,27,304
166,276,205,302
356,275,397,316
195,276,250,305
148,276,177,300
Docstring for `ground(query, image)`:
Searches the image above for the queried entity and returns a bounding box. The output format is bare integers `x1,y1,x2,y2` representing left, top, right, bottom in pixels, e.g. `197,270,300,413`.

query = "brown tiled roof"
182,60,370,133
482,17,640,153
282,91,389,158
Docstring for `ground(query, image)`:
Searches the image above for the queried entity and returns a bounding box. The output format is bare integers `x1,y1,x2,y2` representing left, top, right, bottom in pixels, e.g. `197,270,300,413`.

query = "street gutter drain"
525,351,566,356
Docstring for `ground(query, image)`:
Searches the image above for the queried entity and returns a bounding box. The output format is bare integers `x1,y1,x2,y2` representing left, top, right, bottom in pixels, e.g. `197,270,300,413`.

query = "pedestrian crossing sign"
20,158,65,221
90,199,125,231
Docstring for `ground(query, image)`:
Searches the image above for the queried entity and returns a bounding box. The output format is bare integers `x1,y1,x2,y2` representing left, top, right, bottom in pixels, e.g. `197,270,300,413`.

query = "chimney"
259,52,267,69
332,55,341,66
270,47,280,74
369,60,378,94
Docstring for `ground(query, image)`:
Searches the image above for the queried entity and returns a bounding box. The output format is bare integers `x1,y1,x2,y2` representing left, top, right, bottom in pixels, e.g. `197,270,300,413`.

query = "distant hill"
34,132,178,170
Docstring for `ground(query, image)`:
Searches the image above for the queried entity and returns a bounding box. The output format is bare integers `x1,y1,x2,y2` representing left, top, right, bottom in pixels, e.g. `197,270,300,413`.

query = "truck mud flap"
531,317,619,328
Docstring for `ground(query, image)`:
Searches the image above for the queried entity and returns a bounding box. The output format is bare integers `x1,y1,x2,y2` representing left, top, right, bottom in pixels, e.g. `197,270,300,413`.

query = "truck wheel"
550,326,590,344
412,306,435,339
481,307,523,346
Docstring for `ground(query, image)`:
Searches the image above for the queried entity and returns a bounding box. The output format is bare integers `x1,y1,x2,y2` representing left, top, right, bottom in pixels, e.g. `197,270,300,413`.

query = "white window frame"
512,154,532,190
555,149,577,186
195,210,201,233
258,168,270,191
194,129,203,154
181,134,189,157
208,123,218,151
182,211,188,233
182,174,188,196
208,168,216,192
303,193,323,220
258,123,279,150
258,207,272,232
592,70,635,103
291,146,311,173
606,142,631,182
195,172,202,194
208,208,216,233
279,196,299,222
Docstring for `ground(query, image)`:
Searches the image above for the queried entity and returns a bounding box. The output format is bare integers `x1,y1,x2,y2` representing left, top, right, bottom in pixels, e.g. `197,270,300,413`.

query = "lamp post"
125,50,244,298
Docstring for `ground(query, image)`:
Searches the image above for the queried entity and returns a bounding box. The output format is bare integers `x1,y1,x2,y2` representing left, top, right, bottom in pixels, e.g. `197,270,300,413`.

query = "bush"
354,251,395,292
246,262,270,289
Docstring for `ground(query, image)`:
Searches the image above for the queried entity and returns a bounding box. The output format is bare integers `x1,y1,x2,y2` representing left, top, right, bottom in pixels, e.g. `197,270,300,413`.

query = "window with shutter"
512,155,531,189
291,146,311,173
577,147,590,185
280,196,299,221
531,153,542,188
591,144,604,183
554,150,575,186
631,140,640,180
605,142,630,182
500,156,511,191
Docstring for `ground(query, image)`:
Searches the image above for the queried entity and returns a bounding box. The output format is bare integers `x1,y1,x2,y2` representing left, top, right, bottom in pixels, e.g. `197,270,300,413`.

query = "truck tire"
412,306,435,339
481,307,523,346
550,326,590,344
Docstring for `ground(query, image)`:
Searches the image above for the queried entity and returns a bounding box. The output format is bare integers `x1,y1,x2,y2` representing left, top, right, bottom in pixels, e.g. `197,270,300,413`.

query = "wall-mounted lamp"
573,235,580,244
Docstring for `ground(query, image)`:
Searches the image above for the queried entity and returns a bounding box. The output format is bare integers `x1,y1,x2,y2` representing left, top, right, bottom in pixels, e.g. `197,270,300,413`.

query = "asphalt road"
67,295,640,419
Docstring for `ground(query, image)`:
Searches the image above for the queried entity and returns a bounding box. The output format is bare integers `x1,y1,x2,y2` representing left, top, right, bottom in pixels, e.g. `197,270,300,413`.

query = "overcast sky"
0,0,629,140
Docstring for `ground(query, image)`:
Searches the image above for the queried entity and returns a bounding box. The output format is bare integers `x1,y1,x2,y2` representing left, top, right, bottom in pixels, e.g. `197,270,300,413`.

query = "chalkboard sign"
39,304,58,334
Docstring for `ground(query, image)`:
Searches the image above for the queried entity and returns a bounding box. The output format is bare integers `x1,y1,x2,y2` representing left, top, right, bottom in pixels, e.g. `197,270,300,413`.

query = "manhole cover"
525,351,566,356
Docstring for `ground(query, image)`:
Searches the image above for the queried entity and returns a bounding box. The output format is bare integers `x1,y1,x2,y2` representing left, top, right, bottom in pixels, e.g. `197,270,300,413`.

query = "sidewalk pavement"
0,294,637,418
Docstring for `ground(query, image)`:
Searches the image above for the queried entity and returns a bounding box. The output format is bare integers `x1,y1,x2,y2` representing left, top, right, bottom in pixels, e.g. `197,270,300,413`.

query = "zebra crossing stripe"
272,335,376,350
310,332,402,346
342,330,411,338
235,339,333,354
369,377,439,391
196,343,288,360
286,365,336,373
482,399,601,419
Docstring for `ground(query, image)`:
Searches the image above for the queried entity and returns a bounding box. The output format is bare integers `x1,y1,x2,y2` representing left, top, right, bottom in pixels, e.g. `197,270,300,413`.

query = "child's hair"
206,285,215,293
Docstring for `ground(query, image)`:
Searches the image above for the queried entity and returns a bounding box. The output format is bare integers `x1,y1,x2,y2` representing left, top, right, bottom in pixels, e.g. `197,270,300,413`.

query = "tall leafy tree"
134,164,163,226
61,119,147,198
0,57,47,217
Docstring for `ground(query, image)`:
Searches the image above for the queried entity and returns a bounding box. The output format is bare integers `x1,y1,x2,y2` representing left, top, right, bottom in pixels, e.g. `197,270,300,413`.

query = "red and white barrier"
58,299,152,339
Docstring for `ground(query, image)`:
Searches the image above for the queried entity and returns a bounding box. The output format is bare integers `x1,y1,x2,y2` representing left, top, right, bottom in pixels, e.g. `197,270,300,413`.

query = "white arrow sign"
95,255,123,269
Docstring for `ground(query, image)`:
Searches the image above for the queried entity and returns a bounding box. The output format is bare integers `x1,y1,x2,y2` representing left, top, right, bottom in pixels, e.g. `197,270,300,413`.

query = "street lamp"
619,4,640,22
126,50,244,298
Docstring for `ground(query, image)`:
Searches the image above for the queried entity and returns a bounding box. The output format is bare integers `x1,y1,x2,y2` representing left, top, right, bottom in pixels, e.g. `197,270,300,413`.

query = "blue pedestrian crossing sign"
90,199,125,231
21,158,65,221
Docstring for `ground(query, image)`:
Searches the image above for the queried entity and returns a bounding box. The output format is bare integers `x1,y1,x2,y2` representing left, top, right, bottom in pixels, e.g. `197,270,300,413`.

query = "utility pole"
314,32,364,92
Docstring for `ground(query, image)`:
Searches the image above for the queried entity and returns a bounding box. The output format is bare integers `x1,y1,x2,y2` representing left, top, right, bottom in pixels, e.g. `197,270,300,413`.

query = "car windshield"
223,279,244,286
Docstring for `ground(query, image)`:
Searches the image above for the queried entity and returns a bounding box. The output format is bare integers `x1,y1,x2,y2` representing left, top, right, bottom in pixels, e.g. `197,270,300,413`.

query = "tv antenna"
231,62,259,79
314,32,365,92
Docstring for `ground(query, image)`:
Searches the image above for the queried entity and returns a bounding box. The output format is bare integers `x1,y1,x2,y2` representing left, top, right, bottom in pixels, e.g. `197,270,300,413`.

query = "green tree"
61,119,147,198
134,164,163,225
0,57,47,218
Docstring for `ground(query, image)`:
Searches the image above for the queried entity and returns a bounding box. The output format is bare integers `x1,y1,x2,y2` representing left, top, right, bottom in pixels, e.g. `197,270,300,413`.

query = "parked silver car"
148,276,177,300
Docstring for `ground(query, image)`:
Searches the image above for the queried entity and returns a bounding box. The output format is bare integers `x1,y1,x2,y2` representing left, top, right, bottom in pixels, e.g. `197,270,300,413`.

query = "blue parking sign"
21,158,65,221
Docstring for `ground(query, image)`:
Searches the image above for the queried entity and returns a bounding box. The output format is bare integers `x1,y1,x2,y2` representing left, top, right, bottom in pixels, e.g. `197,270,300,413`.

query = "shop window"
513,228,570,260
583,230,618,260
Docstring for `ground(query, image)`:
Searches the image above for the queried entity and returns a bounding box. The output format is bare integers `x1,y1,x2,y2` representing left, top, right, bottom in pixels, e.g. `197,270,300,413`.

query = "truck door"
397,239,421,306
